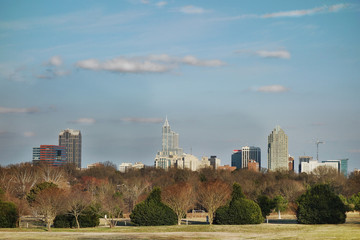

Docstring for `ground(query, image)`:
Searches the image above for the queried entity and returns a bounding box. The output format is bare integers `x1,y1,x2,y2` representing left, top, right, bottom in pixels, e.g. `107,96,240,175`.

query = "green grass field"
1,212,359,240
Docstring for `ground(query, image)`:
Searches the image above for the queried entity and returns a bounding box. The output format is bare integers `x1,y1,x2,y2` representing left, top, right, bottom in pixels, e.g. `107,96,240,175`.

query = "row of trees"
0,162,360,228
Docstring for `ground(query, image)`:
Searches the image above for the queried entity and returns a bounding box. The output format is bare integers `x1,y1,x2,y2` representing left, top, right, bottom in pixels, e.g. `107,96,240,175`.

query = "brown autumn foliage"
65,186,92,229
1,161,360,228
197,179,231,224
162,182,195,225
32,187,67,231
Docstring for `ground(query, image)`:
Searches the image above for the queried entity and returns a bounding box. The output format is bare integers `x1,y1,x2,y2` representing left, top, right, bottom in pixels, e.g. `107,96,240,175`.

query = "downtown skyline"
0,1,359,171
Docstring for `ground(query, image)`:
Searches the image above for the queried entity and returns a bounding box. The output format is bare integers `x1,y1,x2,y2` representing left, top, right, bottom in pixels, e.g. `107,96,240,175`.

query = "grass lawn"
0,212,359,240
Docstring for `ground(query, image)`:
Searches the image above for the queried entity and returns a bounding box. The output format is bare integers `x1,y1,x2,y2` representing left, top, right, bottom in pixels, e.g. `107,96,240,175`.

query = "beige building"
59,129,81,168
268,126,288,171
300,160,338,174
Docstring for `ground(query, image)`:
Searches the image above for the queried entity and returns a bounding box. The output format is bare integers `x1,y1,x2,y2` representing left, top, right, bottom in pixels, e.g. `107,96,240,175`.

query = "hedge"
130,187,177,226
296,184,346,224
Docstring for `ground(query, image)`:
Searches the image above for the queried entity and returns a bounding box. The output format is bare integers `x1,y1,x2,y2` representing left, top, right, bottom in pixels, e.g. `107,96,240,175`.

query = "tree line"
0,162,359,229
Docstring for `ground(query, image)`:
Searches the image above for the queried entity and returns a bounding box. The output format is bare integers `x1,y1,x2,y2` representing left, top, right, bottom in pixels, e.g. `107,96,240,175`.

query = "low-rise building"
218,165,236,172
300,160,338,174
248,159,259,172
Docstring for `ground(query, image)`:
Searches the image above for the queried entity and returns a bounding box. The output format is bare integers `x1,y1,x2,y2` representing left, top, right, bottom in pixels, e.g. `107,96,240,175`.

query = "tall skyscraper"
155,118,183,170
59,129,82,168
231,146,261,170
161,117,183,156
268,126,288,171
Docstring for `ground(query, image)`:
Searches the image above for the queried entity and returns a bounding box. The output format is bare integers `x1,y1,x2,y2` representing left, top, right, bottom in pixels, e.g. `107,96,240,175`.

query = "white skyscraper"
155,117,183,170
268,126,288,171
161,117,183,156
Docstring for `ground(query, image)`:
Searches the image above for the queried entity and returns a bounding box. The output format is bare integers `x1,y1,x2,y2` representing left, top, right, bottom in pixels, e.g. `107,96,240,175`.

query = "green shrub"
76,208,100,227
0,200,18,228
53,214,73,228
349,192,360,211
54,207,100,228
296,184,346,224
213,183,263,225
130,187,177,226
257,195,276,218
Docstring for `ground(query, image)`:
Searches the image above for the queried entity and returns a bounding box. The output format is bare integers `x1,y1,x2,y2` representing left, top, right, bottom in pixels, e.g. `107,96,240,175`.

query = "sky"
0,0,359,172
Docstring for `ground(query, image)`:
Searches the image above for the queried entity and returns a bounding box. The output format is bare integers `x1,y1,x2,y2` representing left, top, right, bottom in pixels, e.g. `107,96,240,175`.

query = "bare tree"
121,178,150,213
197,180,231,224
162,182,195,225
9,163,38,199
33,187,67,231
38,164,67,188
66,187,91,229
97,183,123,228
0,167,13,195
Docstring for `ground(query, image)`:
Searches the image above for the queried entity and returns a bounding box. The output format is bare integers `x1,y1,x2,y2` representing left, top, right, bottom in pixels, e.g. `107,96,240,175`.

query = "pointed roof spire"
163,116,169,127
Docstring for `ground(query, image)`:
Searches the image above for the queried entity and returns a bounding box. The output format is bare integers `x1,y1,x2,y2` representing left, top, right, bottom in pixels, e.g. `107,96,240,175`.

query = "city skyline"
0,1,359,171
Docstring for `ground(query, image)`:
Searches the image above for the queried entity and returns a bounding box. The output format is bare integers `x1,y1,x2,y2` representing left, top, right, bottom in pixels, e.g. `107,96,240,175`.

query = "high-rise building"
268,126,288,171
33,145,67,167
231,150,242,169
298,156,313,173
161,117,183,156
32,147,40,163
155,118,183,170
231,146,261,170
59,129,82,168
209,156,221,170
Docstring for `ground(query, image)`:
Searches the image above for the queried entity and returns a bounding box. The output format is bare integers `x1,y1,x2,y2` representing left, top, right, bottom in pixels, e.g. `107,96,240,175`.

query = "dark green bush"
0,200,18,228
214,183,263,225
76,208,100,227
53,214,72,228
130,187,177,226
296,184,346,224
257,195,276,218
54,207,100,228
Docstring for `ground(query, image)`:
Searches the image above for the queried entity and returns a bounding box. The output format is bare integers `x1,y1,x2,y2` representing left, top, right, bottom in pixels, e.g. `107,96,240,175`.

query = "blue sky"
0,0,359,172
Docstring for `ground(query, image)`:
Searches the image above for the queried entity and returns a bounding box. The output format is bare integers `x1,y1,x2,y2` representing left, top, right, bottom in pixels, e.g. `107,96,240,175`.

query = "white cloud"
47,56,63,66
255,50,291,59
0,107,40,114
256,85,289,93
211,4,349,22
156,1,167,7
262,4,349,18
179,5,207,14
76,55,225,74
23,132,36,137
76,58,170,73
181,55,225,67
121,118,163,123
141,0,150,4
69,118,96,124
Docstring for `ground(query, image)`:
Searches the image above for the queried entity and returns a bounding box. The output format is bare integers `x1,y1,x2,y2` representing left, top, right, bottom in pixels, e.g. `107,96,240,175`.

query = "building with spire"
268,126,288,171
161,117,183,156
